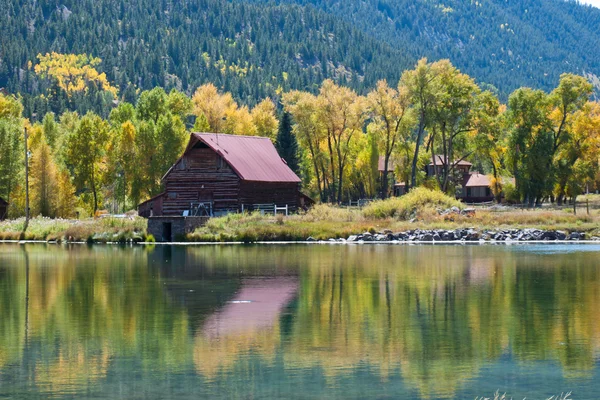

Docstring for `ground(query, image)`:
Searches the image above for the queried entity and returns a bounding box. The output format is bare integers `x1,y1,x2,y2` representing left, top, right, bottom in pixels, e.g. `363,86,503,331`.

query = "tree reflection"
0,244,599,398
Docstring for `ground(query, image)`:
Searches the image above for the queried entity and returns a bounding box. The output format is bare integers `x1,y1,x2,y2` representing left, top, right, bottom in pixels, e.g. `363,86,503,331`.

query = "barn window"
168,192,178,199
193,141,210,149
217,156,223,170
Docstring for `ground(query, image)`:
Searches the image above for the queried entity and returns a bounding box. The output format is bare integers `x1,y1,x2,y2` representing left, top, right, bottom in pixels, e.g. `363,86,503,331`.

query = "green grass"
0,216,149,243
2,189,599,243
187,205,375,242
189,189,600,242
363,187,464,219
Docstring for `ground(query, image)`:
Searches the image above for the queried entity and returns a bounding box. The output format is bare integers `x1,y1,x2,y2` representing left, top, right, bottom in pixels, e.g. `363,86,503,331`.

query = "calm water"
1,243,600,399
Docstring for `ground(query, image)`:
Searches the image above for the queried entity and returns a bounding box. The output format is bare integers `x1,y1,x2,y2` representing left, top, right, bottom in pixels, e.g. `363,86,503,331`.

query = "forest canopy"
1,54,599,219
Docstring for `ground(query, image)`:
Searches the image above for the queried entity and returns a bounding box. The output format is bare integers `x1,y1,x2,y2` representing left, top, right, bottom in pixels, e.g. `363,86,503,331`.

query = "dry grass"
475,390,512,400
188,198,600,242
0,216,148,242
363,187,463,219
3,193,599,244
187,208,375,242
475,390,572,400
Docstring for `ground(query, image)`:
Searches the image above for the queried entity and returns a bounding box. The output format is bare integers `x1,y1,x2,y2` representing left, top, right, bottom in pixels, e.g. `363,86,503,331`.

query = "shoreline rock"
325,228,596,243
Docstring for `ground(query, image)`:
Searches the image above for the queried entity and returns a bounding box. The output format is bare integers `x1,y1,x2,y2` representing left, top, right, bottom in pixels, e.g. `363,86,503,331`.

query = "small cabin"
138,133,305,240
0,197,7,220
379,155,495,203
426,156,473,177
458,173,494,203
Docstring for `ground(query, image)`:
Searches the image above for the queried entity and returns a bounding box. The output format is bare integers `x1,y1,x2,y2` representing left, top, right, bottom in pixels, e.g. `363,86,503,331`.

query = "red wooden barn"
139,133,306,218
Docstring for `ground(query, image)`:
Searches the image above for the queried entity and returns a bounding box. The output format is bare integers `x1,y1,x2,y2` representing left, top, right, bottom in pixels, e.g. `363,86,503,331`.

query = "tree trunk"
91,169,98,214
491,163,501,203
381,169,389,199
410,109,426,189
326,134,336,203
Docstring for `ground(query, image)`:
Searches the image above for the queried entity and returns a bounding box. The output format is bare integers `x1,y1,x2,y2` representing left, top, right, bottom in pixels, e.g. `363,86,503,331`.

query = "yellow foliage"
191,83,236,132
56,168,77,219
34,53,118,97
223,105,256,136
0,93,23,119
30,138,59,217
251,98,278,139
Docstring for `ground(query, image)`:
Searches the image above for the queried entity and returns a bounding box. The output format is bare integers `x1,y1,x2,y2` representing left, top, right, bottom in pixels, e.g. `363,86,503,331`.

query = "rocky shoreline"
308,228,598,243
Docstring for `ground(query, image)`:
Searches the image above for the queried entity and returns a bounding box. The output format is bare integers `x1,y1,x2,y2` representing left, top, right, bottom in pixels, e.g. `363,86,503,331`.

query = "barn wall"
139,194,164,218
239,181,300,211
147,216,209,242
0,203,6,220
161,147,241,216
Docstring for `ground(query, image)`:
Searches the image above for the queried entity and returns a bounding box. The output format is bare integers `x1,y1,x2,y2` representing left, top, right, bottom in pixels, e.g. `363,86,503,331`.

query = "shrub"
362,188,463,220
502,183,520,204
303,204,358,222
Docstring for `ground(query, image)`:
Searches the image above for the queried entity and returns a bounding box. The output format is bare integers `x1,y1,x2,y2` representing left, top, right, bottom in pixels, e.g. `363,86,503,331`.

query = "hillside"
259,0,600,97
2,0,600,115
0,0,409,112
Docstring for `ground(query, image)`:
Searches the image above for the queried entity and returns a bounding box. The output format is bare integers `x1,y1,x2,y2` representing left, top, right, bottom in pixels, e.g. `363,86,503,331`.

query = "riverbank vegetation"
188,189,600,242
1,54,600,229
1,190,597,243
0,216,148,243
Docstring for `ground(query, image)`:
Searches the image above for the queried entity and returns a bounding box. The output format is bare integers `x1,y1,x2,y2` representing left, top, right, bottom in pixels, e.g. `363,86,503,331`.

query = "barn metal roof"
429,155,473,167
464,172,491,187
193,133,301,183
378,156,395,172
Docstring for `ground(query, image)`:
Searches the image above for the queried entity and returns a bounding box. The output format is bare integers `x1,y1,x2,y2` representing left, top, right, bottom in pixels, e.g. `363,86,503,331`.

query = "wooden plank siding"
239,181,299,211
138,193,164,218
162,147,241,215
138,134,304,217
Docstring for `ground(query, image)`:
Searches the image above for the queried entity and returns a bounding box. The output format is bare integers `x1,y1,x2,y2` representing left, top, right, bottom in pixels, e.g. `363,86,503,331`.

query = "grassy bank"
2,189,598,243
0,216,149,243
189,189,600,242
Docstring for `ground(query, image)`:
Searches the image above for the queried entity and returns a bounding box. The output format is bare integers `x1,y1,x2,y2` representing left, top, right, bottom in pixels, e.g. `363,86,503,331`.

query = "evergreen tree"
275,112,299,174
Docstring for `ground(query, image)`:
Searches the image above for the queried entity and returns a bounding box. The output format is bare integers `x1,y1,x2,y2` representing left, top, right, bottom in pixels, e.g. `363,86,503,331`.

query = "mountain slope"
0,0,410,104
255,0,600,96
2,0,600,108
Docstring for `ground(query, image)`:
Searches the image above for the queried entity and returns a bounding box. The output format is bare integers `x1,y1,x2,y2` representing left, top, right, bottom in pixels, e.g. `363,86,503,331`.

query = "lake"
0,243,599,399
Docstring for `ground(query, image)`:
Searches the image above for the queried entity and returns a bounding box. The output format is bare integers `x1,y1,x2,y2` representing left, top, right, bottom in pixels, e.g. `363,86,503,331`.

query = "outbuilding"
139,132,304,241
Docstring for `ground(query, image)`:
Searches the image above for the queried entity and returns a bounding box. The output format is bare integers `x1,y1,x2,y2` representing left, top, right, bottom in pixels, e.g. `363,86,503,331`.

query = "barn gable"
163,133,300,183
141,133,303,219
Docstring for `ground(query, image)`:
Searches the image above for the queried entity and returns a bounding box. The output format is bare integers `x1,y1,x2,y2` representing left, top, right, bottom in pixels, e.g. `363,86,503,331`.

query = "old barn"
139,133,306,241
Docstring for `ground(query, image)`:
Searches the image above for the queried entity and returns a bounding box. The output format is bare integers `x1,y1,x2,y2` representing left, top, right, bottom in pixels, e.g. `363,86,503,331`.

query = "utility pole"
24,127,30,232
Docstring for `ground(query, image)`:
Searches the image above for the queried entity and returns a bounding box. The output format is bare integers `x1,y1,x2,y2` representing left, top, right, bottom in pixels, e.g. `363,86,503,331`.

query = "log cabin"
139,132,305,219
0,197,7,220
379,155,495,202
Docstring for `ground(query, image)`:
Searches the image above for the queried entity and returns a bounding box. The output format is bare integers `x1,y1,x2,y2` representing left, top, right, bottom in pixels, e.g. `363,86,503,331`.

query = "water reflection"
0,244,599,398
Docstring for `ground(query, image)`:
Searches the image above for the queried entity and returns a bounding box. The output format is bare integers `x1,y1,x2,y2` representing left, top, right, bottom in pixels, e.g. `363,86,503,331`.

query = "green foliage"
0,118,22,203
65,112,110,212
275,111,299,174
193,113,211,132
362,187,463,219
261,0,600,99
2,0,409,119
501,183,520,204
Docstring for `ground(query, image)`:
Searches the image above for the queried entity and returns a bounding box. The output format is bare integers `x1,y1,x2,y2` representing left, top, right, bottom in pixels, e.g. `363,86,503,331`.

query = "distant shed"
139,132,304,219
